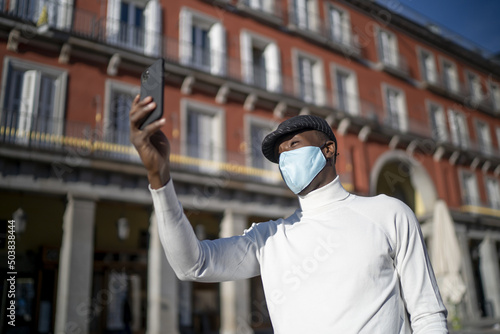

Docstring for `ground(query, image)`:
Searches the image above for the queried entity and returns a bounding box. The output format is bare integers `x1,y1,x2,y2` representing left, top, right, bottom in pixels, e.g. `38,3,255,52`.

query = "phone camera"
142,70,150,83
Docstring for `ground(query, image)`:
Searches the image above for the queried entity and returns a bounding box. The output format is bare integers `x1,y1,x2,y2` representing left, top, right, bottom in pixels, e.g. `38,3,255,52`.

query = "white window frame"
382,84,408,132
474,119,493,155
331,64,359,115
179,7,226,76
448,109,470,149
9,0,74,30
106,0,161,56
245,115,278,173
484,177,500,210
180,99,225,169
293,0,319,32
326,3,351,47
293,49,325,105
418,47,437,84
0,56,67,145
104,80,139,146
240,30,281,93
377,28,399,68
465,70,483,104
440,58,459,94
426,100,448,142
459,170,480,206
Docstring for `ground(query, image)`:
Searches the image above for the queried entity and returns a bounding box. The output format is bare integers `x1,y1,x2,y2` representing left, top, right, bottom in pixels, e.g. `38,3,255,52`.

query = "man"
130,95,448,333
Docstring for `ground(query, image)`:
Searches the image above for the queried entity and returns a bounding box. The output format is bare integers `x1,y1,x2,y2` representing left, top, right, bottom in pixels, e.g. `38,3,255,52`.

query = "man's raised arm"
129,96,260,282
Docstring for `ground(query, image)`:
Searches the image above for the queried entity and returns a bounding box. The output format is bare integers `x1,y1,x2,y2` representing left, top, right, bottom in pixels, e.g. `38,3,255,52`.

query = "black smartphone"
139,58,164,130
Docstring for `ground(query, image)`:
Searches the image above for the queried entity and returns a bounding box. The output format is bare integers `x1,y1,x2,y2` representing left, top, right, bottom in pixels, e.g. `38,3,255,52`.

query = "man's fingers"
130,101,157,126
142,118,166,135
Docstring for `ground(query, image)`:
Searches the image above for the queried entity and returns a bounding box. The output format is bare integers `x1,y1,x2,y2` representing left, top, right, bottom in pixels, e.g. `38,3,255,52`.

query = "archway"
370,150,437,217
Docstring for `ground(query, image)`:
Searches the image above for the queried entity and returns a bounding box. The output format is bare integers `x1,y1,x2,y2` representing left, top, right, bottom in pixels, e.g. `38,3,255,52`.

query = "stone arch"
370,150,437,217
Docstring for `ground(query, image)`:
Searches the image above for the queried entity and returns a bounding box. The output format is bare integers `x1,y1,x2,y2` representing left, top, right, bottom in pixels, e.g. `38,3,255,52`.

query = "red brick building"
0,0,499,333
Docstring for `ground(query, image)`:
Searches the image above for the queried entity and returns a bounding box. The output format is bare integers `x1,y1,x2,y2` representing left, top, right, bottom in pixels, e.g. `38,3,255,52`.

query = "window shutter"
397,92,407,132
18,70,40,144
264,43,281,92
346,73,359,115
106,0,121,45
240,32,253,84
312,61,324,105
209,22,226,76
56,0,73,30
179,9,193,65
249,0,261,9
295,0,307,29
144,0,161,56
448,110,459,146
330,8,342,42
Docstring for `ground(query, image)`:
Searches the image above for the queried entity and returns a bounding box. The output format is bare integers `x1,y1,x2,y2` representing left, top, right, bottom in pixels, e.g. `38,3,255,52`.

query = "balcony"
287,5,361,58
236,0,284,25
377,50,410,79
0,109,283,183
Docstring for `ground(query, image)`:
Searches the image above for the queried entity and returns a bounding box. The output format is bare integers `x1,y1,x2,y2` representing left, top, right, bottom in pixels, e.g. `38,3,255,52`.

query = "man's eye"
291,141,299,146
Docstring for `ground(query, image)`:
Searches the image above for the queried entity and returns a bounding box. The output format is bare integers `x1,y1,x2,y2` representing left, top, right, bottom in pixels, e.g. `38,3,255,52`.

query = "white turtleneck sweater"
150,176,448,334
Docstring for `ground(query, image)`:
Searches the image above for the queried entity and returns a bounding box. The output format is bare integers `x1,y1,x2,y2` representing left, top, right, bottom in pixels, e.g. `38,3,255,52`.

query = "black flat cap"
261,115,337,163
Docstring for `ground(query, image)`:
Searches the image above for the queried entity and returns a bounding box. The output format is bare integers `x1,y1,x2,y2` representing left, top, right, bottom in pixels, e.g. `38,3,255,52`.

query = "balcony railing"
0,109,282,182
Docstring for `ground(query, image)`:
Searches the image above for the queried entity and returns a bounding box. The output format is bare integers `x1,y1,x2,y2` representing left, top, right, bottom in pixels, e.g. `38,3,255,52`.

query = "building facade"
0,0,499,333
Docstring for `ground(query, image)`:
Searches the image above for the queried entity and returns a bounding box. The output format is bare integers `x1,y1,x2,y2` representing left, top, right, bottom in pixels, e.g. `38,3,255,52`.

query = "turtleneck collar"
298,175,350,212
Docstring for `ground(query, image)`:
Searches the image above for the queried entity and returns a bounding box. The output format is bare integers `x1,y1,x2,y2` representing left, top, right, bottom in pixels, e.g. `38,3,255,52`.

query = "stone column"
147,212,180,334
54,194,96,334
479,236,500,318
219,210,253,334
456,230,481,320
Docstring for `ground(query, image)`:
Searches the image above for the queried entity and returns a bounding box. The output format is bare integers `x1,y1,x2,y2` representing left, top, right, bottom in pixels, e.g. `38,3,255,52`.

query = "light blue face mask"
278,145,326,194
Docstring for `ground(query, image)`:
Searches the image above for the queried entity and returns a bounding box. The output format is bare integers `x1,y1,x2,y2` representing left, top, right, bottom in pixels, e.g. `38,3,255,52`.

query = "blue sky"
380,0,500,55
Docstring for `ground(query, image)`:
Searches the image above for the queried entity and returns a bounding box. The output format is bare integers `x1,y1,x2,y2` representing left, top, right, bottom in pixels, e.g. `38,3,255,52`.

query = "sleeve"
149,180,261,282
393,201,449,334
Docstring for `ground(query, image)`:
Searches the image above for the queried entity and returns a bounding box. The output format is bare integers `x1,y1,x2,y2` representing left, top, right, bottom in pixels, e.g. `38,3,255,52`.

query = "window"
441,59,459,94
466,71,482,104
460,171,480,206
247,116,276,171
448,109,469,149
332,65,358,115
489,82,500,112
179,7,226,76
104,81,137,148
475,120,493,155
419,49,437,84
0,57,67,146
427,102,448,142
327,5,351,46
8,0,73,30
377,29,398,68
240,31,281,92
485,178,500,209
181,100,225,168
106,0,161,56
383,85,407,131
293,0,319,32
294,51,325,105
240,0,274,14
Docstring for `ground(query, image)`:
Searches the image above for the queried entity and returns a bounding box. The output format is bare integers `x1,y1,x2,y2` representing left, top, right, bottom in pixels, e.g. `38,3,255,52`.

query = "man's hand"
129,95,170,189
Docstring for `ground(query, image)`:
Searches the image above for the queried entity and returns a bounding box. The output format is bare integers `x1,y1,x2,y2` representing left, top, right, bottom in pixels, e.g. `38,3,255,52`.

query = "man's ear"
323,141,336,160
